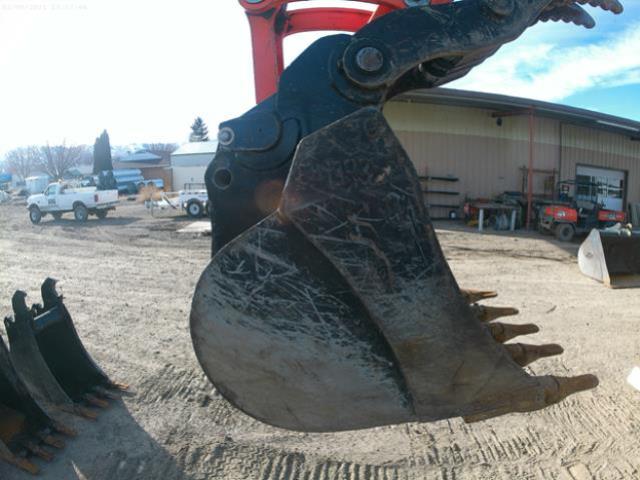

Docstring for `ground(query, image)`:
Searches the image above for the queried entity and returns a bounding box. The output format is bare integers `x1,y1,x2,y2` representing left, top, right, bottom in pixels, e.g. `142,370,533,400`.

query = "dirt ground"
1,200,639,480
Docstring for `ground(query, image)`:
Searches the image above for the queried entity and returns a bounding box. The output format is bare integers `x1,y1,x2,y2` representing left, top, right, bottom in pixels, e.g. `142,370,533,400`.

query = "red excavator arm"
240,0,453,103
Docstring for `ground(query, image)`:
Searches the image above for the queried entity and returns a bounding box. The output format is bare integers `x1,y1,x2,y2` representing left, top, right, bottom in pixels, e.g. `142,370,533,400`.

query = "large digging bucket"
6,279,125,413
578,229,640,288
191,108,596,432
0,334,74,475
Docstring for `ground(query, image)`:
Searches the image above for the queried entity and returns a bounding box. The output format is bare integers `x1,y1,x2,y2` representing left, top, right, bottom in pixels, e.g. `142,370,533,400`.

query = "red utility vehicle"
538,180,626,241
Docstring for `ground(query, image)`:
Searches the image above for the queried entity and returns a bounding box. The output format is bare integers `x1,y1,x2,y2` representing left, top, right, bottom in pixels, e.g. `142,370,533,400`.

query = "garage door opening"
576,166,626,212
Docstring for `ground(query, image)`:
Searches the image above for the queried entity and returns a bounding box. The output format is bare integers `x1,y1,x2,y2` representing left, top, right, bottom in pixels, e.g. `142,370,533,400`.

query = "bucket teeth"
460,288,498,304
110,382,129,391
545,374,600,403
77,407,99,420
487,323,539,343
472,305,520,322
36,431,65,449
83,394,109,409
505,343,564,367
0,450,40,475
22,441,53,462
92,386,120,400
52,421,76,437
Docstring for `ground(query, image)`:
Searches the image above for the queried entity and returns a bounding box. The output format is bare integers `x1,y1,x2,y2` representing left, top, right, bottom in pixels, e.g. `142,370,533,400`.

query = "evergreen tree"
92,130,113,174
189,117,209,142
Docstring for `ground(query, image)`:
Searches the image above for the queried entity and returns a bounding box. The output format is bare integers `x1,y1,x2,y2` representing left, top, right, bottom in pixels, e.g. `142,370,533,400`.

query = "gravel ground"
0,200,638,480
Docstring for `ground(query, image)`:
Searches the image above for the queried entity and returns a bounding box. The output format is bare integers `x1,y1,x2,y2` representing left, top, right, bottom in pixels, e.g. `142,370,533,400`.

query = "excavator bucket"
191,109,596,432
5,279,125,414
0,334,74,475
578,229,640,288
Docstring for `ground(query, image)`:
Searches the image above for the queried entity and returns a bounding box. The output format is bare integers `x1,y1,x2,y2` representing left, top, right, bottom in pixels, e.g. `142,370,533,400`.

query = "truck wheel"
554,223,575,242
96,210,108,219
29,206,42,224
186,200,203,218
74,203,89,222
52,212,62,220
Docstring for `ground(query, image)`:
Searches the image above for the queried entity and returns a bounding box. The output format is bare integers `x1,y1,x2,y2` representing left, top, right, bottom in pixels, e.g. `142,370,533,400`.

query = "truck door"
43,185,57,211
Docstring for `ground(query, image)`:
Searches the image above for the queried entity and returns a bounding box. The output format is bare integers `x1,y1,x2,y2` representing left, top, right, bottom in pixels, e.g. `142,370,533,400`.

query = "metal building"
170,141,218,191
385,88,640,222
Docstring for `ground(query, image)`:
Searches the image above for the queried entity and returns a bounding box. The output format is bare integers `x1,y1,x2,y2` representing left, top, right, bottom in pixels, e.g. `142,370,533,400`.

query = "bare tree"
4,146,40,180
143,143,179,163
38,143,86,179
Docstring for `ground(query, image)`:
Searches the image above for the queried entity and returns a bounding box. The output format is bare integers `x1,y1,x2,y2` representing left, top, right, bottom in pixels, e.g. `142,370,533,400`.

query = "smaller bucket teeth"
488,322,539,343
92,386,120,400
22,441,53,462
77,407,99,420
111,382,129,391
83,394,109,409
472,305,519,322
2,279,124,475
460,288,498,304
0,453,40,475
36,432,65,449
505,343,564,367
52,421,77,437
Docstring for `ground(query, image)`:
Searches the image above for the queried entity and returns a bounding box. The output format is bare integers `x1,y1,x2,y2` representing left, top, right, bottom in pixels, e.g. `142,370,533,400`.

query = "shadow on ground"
0,399,196,480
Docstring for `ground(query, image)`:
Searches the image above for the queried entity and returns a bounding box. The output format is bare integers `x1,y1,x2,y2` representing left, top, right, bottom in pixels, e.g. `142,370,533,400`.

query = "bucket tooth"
578,229,640,288
463,374,599,423
0,334,67,474
191,109,597,432
92,386,120,400
505,343,564,367
460,289,498,304
471,305,520,322
0,446,39,475
83,394,109,409
52,421,76,437
487,323,539,343
6,280,123,417
36,431,64,449
22,441,53,461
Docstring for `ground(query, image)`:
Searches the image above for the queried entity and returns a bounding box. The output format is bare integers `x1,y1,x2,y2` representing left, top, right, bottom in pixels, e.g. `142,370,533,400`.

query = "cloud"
450,22,640,102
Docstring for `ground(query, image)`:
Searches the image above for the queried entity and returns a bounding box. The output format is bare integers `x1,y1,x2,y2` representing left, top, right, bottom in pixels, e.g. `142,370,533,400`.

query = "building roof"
119,150,163,163
172,141,219,156
397,88,640,140
112,161,170,170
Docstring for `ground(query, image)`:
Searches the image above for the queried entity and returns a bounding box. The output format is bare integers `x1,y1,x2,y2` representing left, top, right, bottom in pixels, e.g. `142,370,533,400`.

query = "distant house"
113,149,172,190
170,141,218,191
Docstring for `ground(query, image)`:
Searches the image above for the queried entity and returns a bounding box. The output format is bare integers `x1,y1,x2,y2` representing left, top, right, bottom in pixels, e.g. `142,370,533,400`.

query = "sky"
0,0,638,158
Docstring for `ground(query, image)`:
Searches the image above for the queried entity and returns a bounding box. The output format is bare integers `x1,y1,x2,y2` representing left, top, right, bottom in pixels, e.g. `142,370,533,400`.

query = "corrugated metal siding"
560,125,640,204
384,101,640,208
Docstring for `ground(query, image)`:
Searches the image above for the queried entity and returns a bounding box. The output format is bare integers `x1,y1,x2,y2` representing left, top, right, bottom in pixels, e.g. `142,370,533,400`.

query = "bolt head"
218,127,235,145
355,47,384,73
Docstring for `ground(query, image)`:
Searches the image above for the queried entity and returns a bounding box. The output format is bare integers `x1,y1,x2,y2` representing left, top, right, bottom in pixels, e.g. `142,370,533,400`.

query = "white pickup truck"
27,182,119,224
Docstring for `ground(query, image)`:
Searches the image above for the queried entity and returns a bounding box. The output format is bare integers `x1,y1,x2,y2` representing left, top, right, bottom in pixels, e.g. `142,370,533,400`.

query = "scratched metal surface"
191,109,548,432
